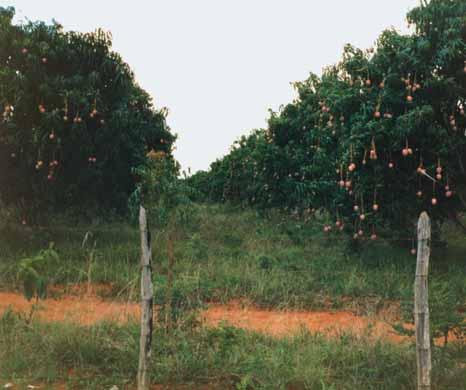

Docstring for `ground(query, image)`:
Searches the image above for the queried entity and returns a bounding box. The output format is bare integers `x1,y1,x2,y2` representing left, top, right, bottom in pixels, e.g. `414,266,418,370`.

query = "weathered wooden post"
414,211,432,390
138,205,153,390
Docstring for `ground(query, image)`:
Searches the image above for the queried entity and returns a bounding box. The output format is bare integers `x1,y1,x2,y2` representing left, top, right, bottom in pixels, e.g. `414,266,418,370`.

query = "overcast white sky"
4,0,418,172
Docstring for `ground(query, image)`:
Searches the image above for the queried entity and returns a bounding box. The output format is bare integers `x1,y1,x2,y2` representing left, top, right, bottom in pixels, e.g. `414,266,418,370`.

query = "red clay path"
0,287,409,343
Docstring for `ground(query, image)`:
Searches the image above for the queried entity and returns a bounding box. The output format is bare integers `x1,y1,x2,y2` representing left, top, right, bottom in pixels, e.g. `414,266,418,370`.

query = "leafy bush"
131,150,198,233
132,150,199,329
17,243,59,301
396,276,466,345
429,279,466,344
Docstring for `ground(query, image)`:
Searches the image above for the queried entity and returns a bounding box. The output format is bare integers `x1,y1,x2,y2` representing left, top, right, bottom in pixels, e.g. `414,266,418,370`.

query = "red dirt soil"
0,287,409,343
2,285,461,390
203,301,408,342
0,291,139,326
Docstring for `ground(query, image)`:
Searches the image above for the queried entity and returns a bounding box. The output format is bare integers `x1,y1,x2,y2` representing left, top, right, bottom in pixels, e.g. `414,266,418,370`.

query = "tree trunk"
138,206,153,390
415,211,432,390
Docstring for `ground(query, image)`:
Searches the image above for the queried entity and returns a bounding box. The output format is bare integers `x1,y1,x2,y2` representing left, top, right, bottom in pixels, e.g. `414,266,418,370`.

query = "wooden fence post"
138,205,153,390
415,211,432,390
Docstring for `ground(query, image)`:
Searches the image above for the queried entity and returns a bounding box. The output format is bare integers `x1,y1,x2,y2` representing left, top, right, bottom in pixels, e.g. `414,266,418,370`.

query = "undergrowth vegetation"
1,204,465,315
1,310,465,389
0,205,465,388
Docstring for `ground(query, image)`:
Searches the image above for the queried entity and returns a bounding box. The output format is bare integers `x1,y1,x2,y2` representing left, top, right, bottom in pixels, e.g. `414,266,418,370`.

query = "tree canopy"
189,0,466,240
0,7,175,219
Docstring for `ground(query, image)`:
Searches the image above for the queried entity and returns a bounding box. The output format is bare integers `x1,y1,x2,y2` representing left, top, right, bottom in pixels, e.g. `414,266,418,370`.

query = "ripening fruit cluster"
322,69,462,249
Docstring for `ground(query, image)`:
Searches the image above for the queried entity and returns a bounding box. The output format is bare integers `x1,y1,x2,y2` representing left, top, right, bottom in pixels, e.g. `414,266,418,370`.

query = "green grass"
0,204,465,388
1,309,465,389
1,204,465,313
